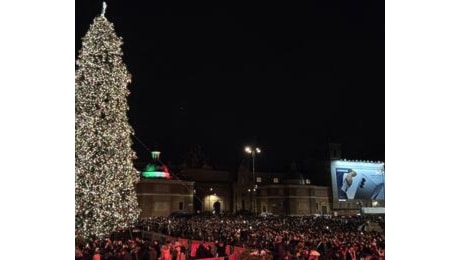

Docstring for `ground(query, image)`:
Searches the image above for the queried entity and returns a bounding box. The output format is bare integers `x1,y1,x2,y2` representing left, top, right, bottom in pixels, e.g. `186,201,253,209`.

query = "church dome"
141,151,171,179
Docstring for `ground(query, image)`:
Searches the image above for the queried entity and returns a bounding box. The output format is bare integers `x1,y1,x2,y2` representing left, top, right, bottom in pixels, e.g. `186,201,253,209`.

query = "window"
179,202,183,210
273,178,279,183
256,177,262,183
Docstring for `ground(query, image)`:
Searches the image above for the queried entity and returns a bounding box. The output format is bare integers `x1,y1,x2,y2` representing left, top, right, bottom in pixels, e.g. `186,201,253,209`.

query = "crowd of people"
76,214,385,260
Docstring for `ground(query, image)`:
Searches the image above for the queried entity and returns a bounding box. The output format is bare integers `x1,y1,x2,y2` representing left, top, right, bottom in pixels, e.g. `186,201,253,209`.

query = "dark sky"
76,0,384,172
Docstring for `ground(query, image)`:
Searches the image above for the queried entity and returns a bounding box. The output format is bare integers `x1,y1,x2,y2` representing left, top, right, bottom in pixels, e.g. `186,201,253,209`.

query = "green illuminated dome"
141,151,171,179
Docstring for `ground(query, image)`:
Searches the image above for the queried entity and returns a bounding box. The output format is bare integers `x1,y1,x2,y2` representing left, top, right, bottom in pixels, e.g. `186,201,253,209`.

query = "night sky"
76,0,384,172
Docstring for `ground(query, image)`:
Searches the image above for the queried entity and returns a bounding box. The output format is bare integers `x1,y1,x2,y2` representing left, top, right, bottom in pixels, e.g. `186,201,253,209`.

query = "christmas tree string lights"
75,2,140,239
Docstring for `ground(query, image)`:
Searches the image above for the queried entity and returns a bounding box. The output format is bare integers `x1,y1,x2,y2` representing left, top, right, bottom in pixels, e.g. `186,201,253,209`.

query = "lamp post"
209,187,213,212
248,188,252,213
245,146,261,214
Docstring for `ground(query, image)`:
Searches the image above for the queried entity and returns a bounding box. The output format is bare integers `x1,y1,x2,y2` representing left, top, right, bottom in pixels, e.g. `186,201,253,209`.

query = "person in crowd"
215,241,227,258
160,244,172,260
195,243,210,259
148,241,159,260
173,243,186,260
92,248,101,260
77,214,384,260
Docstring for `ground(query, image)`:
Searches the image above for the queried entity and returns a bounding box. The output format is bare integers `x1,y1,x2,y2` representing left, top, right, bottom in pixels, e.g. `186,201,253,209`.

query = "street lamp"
245,146,261,214
208,187,214,212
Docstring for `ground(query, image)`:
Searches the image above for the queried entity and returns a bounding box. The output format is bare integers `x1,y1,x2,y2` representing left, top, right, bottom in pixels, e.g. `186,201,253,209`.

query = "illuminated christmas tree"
75,2,140,239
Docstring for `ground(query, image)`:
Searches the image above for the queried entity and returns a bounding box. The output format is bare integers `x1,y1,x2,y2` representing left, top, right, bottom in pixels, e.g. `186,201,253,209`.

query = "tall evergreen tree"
75,2,140,239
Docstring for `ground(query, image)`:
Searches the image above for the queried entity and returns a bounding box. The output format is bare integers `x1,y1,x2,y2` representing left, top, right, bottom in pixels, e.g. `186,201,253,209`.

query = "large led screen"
331,160,385,202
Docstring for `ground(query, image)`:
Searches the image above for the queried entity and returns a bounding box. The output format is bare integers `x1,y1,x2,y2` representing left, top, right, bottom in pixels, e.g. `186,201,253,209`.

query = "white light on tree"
75,2,140,239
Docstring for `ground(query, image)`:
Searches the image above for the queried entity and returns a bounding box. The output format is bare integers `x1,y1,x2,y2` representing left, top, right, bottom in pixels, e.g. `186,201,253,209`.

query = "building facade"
136,178,194,217
134,144,382,217
257,184,331,216
178,166,233,214
234,162,332,216
135,151,194,217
